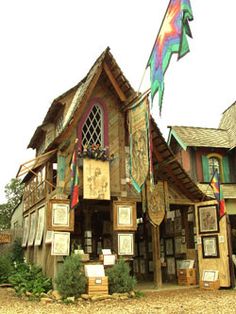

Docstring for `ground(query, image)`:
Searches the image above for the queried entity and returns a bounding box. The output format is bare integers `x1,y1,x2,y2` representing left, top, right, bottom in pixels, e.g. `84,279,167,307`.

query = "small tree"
55,254,87,298
106,258,136,294
0,178,24,230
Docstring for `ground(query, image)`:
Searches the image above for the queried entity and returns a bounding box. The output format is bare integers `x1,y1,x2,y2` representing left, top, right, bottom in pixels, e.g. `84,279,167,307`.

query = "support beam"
152,224,162,288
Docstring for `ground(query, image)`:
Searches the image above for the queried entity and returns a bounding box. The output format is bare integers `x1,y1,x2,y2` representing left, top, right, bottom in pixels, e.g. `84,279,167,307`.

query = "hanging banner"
129,96,149,192
146,180,167,225
83,159,110,200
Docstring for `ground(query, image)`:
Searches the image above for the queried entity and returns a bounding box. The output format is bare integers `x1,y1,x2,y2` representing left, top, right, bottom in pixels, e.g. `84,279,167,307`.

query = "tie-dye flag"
210,170,226,218
147,0,193,114
70,148,79,209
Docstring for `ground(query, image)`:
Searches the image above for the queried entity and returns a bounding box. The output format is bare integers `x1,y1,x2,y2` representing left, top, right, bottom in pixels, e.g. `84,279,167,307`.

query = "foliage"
55,254,86,298
9,238,24,263
9,263,52,297
106,258,136,294
0,254,14,283
0,178,24,230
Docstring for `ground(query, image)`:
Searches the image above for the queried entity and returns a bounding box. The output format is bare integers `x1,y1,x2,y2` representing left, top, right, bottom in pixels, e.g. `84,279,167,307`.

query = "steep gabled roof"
28,47,136,149
219,101,236,149
168,125,231,150
151,119,209,202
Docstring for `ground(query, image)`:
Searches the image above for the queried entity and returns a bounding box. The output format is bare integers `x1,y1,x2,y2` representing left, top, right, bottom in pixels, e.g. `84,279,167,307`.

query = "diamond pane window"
82,104,104,147
209,157,221,179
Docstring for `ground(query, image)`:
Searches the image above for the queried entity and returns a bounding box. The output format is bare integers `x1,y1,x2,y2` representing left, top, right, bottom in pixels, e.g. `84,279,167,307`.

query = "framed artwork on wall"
113,201,137,231
165,238,174,256
202,235,219,258
51,231,70,256
198,204,219,234
48,199,74,231
118,233,134,255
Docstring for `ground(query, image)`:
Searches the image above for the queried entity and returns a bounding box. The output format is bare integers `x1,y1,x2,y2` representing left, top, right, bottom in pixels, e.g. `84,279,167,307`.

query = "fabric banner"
209,170,226,219
146,180,167,226
83,159,110,200
129,96,149,193
70,148,79,209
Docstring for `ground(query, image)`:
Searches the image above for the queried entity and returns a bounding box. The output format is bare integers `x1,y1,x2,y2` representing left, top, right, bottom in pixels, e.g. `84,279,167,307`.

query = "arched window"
208,156,221,179
77,98,109,150
82,104,104,147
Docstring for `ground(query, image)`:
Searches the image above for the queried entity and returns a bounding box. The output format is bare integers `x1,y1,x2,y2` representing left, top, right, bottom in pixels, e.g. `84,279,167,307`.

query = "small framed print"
198,205,219,234
202,235,219,258
113,201,137,231
202,270,219,282
166,257,176,275
35,206,45,246
51,231,70,256
165,238,174,256
174,217,182,234
118,233,134,255
48,199,74,231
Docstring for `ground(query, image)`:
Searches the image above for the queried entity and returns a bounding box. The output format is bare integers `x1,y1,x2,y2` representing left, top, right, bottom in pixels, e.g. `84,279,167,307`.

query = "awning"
16,149,57,178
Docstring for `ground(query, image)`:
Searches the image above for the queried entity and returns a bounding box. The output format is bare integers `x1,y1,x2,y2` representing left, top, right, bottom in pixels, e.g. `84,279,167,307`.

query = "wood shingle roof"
168,125,231,149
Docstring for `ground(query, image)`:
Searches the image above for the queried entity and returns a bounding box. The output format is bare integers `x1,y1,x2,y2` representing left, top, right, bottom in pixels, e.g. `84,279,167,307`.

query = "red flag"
209,170,226,218
70,149,79,209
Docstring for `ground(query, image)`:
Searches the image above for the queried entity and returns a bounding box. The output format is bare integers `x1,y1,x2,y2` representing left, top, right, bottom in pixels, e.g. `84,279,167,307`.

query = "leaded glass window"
209,157,220,178
82,104,104,147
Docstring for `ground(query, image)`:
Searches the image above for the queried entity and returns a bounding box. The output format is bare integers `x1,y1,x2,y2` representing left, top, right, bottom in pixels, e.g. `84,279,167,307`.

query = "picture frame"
202,270,219,282
174,236,182,255
47,199,74,231
113,201,137,231
28,211,37,246
118,233,134,255
51,231,70,256
35,206,45,246
165,238,174,256
22,215,30,247
174,216,182,234
198,205,219,234
202,235,219,258
166,257,176,275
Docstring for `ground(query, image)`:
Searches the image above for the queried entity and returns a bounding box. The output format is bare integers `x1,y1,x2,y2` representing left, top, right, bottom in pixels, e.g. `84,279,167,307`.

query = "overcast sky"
0,0,235,202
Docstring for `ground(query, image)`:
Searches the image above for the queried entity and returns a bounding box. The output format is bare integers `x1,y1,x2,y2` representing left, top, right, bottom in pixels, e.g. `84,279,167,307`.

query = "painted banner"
146,180,167,225
83,159,110,200
129,96,149,193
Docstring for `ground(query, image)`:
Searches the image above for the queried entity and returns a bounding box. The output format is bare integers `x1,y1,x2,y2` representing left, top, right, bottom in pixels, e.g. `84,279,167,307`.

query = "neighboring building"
17,47,209,287
168,101,236,288
10,201,23,239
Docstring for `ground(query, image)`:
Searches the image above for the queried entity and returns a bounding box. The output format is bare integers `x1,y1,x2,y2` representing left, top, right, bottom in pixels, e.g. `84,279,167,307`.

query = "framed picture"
51,231,70,256
83,159,110,200
166,257,176,275
198,205,219,234
35,206,45,246
28,211,37,246
165,238,174,256
202,235,219,258
22,215,30,247
113,201,137,231
48,199,74,231
45,230,53,244
174,217,182,234
174,236,182,255
118,233,134,255
202,270,219,282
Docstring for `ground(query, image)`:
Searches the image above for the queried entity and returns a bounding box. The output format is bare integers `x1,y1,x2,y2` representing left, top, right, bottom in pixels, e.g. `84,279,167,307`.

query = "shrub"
9,263,52,296
0,254,14,283
106,258,136,294
10,238,24,263
55,254,87,298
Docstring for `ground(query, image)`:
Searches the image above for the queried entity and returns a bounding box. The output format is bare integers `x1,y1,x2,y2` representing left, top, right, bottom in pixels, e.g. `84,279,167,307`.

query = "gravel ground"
1,287,236,314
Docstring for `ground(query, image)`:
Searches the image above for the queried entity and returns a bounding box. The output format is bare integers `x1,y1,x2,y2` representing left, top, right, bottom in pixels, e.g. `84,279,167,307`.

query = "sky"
0,0,235,202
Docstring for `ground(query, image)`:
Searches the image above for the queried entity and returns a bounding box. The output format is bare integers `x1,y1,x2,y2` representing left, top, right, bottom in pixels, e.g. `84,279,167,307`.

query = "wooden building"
17,48,209,287
168,102,236,288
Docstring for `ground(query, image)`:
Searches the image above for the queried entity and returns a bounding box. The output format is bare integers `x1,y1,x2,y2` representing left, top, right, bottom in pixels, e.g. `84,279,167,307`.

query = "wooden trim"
103,62,127,101
113,201,137,231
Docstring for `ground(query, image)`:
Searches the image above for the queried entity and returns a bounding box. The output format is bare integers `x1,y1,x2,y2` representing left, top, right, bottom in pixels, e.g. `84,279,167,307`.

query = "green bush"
55,254,87,298
10,238,24,263
0,254,14,283
9,263,52,296
106,258,136,294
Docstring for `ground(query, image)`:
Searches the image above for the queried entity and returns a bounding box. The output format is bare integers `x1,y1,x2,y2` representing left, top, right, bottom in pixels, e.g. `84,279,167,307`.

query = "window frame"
77,98,109,150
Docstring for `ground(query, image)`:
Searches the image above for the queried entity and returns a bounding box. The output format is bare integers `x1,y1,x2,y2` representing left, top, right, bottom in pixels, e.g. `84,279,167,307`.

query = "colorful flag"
209,170,226,218
70,148,79,209
147,0,193,114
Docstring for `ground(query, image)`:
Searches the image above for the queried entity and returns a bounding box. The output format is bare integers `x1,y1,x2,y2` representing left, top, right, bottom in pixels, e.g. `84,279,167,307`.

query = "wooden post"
152,224,162,288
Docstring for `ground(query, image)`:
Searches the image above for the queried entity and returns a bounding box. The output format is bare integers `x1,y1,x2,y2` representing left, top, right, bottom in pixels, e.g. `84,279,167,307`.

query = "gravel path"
1,287,236,314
